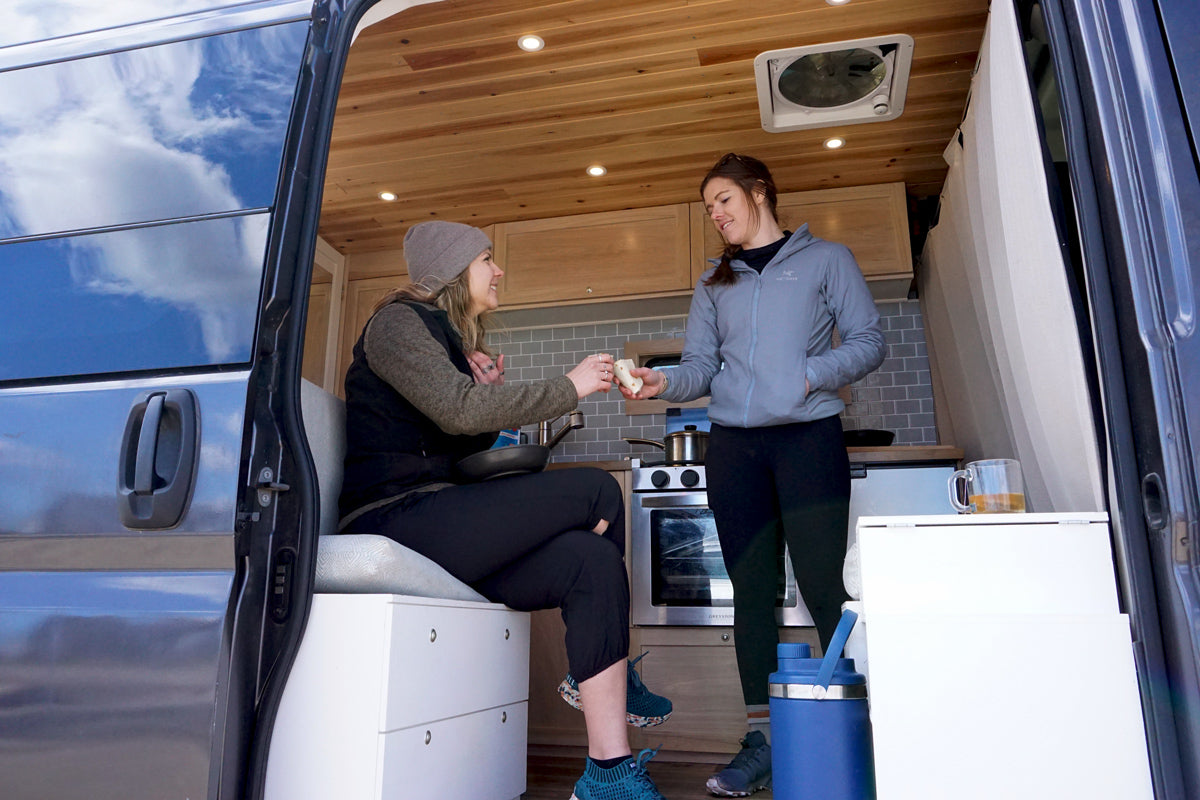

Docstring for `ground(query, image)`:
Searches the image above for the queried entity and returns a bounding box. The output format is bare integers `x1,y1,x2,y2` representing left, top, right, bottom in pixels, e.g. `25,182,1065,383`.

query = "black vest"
338,301,495,518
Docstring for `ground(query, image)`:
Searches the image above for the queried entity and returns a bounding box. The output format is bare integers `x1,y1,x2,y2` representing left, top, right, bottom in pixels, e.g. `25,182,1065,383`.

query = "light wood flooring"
522,747,773,800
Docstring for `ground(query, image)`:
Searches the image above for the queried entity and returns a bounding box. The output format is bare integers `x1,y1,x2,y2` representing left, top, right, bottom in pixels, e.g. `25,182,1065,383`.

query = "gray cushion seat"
300,379,487,603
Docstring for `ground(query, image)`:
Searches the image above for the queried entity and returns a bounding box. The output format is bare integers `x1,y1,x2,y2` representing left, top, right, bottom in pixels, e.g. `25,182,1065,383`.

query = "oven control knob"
651,470,671,488
680,469,700,488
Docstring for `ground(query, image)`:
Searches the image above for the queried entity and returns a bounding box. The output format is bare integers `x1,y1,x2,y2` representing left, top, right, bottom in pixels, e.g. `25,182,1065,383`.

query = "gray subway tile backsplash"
484,299,937,462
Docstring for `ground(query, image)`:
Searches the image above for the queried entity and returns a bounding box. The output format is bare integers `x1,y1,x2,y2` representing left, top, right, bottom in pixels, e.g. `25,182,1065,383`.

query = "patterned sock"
747,704,771,744
592,754,633,770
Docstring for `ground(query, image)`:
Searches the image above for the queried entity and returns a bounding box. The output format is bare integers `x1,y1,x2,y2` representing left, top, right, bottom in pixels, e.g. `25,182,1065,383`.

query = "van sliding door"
0,3,321,799
1038,0,1200,796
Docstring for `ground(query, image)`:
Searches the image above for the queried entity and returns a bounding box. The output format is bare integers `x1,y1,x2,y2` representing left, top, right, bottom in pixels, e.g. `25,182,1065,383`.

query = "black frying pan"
453,444,550,482
843,429,895,448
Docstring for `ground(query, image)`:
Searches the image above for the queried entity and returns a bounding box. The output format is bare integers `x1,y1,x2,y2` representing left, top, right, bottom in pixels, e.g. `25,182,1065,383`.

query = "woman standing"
618,154,886,796
338,220,671,800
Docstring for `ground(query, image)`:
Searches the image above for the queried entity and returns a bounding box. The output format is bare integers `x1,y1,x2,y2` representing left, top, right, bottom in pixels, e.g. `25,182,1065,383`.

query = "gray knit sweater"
364,302,577,434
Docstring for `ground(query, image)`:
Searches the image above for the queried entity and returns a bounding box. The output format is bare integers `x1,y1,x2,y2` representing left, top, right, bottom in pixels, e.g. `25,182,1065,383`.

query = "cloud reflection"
0,21,306,367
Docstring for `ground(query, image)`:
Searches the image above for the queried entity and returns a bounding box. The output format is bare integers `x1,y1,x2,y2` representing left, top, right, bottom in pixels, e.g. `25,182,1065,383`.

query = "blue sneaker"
571,748,667,800
559,651,673,727
706,731,772,796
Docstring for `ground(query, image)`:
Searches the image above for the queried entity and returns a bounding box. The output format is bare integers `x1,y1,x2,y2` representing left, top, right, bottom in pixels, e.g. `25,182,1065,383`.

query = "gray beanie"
403,221,492,294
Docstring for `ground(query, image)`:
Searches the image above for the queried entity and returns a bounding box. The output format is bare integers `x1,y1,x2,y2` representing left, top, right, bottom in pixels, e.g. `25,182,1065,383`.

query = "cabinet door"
338,276,404,397
691,183,912,286
628,626,818,753
384,601,529,732
495,205,692,306
303,282,331,388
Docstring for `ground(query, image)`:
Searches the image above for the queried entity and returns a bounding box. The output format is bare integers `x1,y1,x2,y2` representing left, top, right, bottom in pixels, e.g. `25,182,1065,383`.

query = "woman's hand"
468,351,505,385
617,366,664,400
566,353,615,399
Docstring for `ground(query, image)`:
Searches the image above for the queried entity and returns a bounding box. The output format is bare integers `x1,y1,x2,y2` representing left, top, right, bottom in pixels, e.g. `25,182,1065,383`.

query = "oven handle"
634,493,709,509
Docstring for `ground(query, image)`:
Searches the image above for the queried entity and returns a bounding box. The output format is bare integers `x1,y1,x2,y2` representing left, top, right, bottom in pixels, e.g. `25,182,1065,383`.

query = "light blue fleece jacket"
660,225,886,428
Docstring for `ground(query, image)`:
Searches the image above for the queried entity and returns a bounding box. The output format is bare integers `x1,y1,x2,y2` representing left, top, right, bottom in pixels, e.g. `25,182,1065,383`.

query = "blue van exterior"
0,1,1196,798
0,2,333,798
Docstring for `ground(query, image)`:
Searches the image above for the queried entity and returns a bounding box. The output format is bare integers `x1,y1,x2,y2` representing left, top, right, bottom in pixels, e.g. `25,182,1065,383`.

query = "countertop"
547,459,632,472
548,445,963,472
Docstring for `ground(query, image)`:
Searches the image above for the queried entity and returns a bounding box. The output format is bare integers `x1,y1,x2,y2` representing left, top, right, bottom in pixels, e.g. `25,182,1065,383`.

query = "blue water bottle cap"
777,643,812,659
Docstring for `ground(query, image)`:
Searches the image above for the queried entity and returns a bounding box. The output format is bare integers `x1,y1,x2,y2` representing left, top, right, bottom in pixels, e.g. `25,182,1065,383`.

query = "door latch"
256,467,291,507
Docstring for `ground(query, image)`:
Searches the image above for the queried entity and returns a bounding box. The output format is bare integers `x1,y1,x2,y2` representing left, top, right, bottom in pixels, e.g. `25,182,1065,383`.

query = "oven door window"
648,503,797,609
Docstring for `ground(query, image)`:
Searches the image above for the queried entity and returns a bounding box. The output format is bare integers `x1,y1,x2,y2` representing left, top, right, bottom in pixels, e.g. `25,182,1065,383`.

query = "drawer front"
384,602,530,730
379,702,528,800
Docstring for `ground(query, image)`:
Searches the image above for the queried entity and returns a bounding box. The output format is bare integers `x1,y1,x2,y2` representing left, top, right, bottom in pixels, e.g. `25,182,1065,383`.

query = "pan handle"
623,437,664,450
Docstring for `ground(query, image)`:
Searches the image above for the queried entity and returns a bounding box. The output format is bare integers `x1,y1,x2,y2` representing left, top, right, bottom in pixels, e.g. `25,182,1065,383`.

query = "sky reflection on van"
0,22,307,382
1,1,237,49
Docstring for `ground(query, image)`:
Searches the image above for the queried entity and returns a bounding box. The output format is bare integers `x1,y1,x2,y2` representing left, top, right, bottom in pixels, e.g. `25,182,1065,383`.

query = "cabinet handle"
424,730,432,745
585,286,593,294
501,711,508,723
721,633,730,642
429,628,437,643
504,628,510,640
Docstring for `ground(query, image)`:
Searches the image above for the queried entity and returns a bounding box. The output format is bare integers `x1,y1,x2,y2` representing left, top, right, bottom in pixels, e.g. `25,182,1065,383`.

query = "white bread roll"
613,359,643,392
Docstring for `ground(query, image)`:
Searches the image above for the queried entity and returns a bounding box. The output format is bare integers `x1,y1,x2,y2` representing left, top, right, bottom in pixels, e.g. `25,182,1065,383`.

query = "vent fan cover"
754,35,914,133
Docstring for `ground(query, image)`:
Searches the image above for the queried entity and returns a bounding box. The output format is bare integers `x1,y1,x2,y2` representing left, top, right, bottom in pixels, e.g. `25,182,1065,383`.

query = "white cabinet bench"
266,593,528,800
263,381,530,800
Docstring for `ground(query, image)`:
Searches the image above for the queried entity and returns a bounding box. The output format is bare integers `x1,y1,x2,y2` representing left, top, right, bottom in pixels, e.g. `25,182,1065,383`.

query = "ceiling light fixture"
378,191,397,201
586,165,607,177
517,34,544,52
825,0,853,6
823,136,846,149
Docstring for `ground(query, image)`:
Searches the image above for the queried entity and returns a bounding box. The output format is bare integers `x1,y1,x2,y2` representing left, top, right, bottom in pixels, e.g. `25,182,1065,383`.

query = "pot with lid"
624,424,709,465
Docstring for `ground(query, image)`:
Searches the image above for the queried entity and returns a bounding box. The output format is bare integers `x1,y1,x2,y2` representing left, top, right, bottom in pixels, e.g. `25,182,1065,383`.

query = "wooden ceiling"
319,0,989,255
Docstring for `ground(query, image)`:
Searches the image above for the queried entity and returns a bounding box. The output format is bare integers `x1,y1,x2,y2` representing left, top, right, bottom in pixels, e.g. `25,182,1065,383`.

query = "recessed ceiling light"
825,0,853,6
823,136,846,149
586,164,607,177
517,34,544,52
378,191,397,201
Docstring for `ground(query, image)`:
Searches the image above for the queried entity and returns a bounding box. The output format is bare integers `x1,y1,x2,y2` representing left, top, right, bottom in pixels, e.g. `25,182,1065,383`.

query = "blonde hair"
374,272,494,358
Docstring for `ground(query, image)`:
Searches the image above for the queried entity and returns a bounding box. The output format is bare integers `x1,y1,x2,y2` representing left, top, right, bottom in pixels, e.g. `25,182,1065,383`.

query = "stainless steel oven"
629,459,812,626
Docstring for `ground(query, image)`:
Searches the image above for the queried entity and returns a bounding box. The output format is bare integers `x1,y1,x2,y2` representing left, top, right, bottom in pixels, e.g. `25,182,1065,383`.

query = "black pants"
706,416,851,707
344,466,628,683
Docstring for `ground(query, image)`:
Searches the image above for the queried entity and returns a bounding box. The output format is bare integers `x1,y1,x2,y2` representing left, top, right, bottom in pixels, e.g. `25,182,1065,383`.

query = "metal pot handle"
623,437,664,450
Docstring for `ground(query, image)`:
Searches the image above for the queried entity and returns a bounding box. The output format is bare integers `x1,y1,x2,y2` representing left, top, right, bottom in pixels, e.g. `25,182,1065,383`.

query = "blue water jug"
769,609,876,800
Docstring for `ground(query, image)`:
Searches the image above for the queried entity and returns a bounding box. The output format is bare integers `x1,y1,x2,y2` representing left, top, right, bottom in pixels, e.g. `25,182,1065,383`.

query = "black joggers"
705,415,852,707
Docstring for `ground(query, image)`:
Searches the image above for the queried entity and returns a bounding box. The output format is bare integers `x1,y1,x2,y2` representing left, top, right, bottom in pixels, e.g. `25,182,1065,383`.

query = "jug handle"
814,608,858,691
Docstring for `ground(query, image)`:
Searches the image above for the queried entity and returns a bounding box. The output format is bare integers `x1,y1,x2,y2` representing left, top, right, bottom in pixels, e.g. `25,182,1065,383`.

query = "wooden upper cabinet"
494,205,692,307
690,183,913,285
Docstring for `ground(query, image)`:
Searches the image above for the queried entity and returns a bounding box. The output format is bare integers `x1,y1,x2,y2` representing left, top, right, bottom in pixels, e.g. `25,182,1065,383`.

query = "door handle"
118,389,199,529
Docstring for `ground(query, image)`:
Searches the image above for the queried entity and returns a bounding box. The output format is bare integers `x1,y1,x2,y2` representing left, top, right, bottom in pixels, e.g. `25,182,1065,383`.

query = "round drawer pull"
424,730,432,745
721,633,730,641
429,628,437,643
585,287,593,294
504,628,510,640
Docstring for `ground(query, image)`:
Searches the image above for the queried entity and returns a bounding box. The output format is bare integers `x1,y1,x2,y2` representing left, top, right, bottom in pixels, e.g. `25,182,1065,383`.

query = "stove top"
631,458,707,492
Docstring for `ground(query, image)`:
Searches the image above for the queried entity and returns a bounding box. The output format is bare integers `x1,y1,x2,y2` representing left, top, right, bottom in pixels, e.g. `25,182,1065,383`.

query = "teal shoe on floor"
558,651,673,727
571,748,667,800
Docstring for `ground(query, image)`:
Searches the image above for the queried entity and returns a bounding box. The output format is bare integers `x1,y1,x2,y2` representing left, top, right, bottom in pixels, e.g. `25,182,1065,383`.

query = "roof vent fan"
753,35,914,133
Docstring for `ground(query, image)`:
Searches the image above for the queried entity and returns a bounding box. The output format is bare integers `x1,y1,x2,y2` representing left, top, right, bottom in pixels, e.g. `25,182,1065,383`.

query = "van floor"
524,746,773,799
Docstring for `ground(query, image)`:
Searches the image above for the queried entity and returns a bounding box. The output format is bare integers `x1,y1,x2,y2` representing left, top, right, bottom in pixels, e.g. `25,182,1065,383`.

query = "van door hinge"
255,467,291,507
